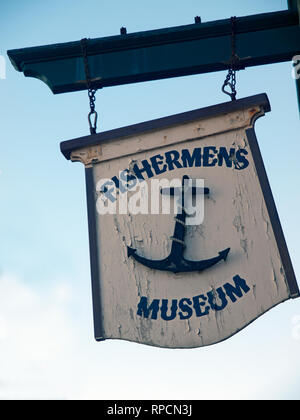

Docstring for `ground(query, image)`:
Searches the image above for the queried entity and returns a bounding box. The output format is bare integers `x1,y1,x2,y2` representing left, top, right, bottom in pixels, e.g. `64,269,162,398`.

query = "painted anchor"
127,175,230,273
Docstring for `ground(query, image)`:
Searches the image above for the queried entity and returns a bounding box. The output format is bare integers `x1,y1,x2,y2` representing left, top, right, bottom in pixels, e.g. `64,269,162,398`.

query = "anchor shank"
170,210,186,258
162,175,209,260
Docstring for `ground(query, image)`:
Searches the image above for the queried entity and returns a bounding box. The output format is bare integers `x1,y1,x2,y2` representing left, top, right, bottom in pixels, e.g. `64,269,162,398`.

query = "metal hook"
88,110,98,135
222,80,237,101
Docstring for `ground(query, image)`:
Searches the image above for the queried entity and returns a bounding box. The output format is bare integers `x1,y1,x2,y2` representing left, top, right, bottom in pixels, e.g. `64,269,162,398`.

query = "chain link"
80,38,98,134
222,16,238,101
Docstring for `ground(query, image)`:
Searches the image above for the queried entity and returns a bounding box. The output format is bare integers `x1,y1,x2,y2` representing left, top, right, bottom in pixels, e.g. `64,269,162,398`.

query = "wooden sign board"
61,94,299,348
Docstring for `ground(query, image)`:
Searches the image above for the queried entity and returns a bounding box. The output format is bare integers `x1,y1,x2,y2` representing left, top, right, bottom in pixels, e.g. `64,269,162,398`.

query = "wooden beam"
7,9,300,94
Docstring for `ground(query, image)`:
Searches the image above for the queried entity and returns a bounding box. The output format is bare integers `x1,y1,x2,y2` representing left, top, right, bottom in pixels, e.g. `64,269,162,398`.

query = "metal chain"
80,38,98,134
222,16,238,101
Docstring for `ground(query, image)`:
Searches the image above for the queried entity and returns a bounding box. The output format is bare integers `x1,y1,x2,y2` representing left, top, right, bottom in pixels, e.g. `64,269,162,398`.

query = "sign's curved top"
61,93,270,162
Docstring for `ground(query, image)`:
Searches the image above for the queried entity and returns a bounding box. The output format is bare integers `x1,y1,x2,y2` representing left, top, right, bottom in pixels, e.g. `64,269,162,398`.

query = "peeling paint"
261,201,270,239
240,238,248,255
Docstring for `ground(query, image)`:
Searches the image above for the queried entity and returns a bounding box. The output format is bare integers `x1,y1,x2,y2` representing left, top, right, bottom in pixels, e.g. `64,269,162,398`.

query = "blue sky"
0,0,300,400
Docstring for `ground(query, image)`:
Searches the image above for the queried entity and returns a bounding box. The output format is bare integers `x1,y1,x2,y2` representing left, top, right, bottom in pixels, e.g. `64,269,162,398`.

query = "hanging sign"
60,94,299,348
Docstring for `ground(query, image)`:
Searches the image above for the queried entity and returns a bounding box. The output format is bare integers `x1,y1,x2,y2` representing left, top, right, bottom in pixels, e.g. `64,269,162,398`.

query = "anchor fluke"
219,247,230,262
127,246,137,257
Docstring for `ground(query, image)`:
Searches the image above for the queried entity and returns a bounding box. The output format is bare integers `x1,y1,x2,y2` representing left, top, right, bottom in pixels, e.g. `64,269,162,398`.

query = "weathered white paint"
71,106,260,167
71,101,297,348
